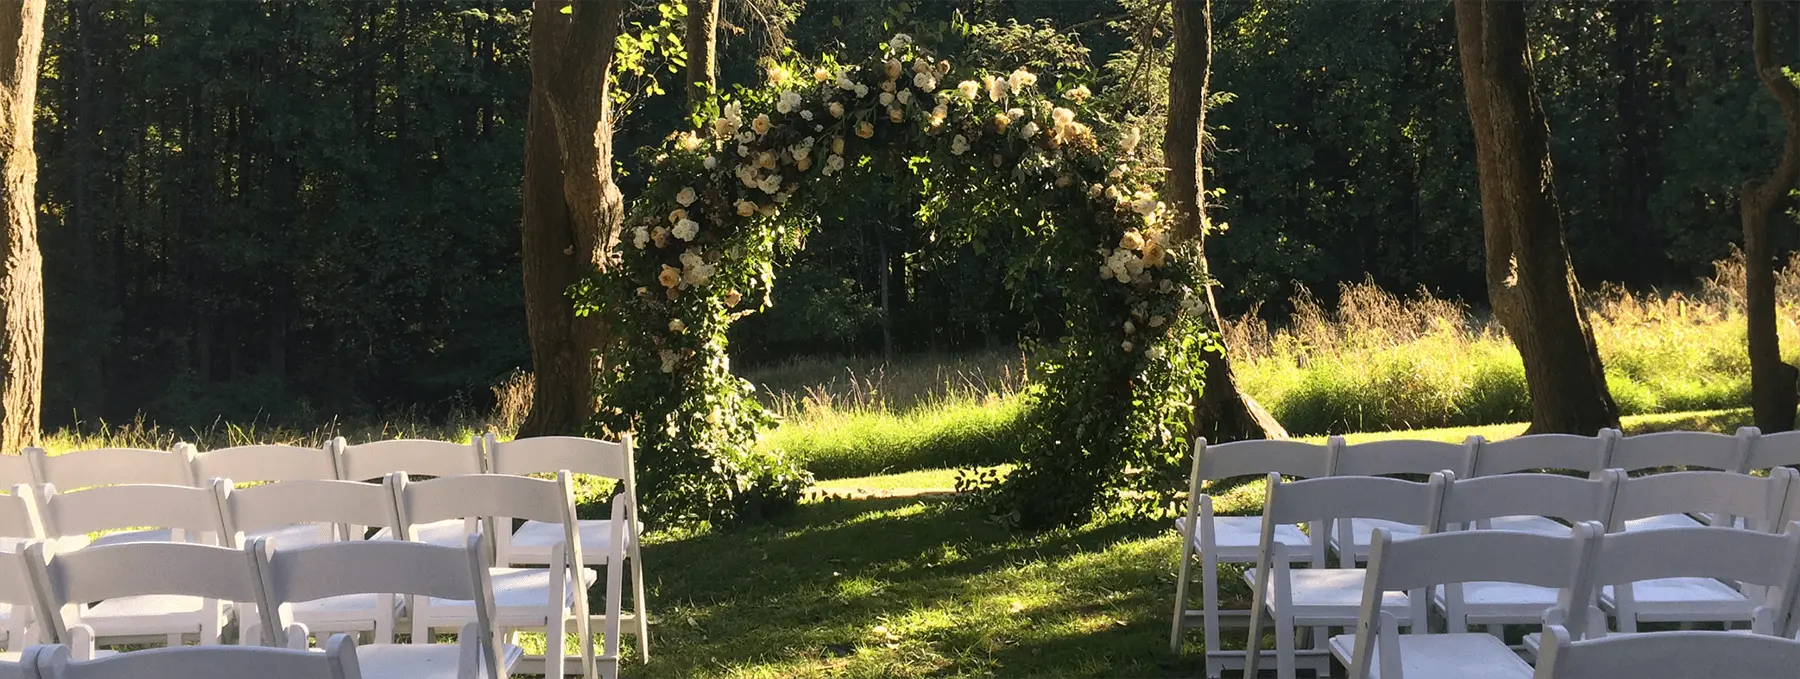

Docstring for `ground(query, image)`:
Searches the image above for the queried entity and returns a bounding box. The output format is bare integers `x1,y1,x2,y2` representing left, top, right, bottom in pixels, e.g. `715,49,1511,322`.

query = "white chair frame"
35,630,362,679
1533,617,1800,679
23,540,262,652
1328,437,1476,564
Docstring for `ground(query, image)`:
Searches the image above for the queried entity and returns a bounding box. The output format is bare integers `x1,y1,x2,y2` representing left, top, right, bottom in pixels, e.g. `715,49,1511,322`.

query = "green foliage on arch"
579,35,1221,528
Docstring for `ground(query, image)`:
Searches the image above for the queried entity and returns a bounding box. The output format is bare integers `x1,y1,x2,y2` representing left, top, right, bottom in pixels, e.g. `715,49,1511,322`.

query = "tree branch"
1753,0,1800,198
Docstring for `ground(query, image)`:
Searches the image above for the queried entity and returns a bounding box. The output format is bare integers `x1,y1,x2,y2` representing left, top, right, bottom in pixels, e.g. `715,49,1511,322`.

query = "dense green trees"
17,0,1800,430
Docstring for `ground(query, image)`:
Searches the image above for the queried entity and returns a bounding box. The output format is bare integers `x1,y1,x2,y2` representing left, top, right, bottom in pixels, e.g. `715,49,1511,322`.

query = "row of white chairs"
1336,522,1800,679
1172,431,1800,677
0,472,623,677
0,533,535,679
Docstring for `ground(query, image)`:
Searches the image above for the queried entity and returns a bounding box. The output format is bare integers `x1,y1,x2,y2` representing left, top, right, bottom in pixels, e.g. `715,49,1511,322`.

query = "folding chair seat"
1328,438,1476,563
1532,616,1800,679
33,634,360,679
1330,524,1600,679
394,472,617,678
214,479,404,643
193,443,340,549
336,439,482,547
24,540,259,652
255,536,522,679
485,434,650,662
26,448,193,547
1243,473,1448,679
1430,472,1618,633
1602,428,1757,530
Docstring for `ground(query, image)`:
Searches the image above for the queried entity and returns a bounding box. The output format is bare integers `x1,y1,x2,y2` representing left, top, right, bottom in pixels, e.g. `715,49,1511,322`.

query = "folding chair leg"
1200,551,1221,676
630,554,649,661
548,619,568,678
1275,614,1297,679
1169,549,1194,654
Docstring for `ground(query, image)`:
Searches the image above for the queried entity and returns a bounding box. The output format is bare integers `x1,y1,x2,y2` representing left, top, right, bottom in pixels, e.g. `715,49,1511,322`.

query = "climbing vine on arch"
579,35,1222,528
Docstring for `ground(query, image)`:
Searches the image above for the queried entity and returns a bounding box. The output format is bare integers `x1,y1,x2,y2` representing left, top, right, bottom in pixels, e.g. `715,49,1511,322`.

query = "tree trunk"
0,0,46,454
683,0,718,112
1743,0,1800,433
1454,0,1620,435
518,0,628,437
1164,0,1286,442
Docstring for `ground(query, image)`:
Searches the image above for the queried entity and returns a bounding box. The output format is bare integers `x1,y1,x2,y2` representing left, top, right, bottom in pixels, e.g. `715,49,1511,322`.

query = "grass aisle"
630,497,1188,679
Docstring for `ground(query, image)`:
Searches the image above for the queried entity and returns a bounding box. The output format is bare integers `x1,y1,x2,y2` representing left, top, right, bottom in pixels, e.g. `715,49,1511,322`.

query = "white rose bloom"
914,73,937,92
950,135,969,155
673,219,700,241
985,75,1007,102
1018,121,1039,140
774,191,790,204
1146,347,1166,360
912,58,931,74
879,92,894,106
890,33,912,48
704,156,718,170
1008,68,1037,91
777,91,802,114
738,131,754,143
676,187,697,206
1122,126,1141,154
632,227,650,249
1149,315,1166,328
668,318,686,333
737,144,750,157
896,90,911,105
829,102,845,118
1121,341,1134,352
1007,107,1025,121
758,175,782,194
957,80,980,100
1052,107,1075,127
801,110,815,121
837,73,856,90
723,101,742,121
854,83,869,97
1124,320,1135,333
823,154,845,176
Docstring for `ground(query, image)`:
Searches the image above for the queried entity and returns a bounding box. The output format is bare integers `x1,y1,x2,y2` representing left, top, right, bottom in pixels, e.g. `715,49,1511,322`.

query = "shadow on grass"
619,496,1197,678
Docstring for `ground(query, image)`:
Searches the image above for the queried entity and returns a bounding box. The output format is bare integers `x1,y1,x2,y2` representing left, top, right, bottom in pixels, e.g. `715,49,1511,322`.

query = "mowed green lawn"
619,408,1757,678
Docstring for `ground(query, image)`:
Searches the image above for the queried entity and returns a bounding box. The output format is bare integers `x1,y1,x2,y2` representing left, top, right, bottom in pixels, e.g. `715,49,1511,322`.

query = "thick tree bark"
1455,0,1620,435
1742,0,1800,433
0,0,46,454
1165,0,1286,442
683,0,719,112
518,0,628,437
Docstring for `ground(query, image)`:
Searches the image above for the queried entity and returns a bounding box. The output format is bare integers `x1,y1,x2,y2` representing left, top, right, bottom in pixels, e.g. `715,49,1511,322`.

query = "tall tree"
1741,0,1800,433
0,0,45,453
1165,0,1286,443
1454,0,1620,435
518,0,628,437
684,0,719,111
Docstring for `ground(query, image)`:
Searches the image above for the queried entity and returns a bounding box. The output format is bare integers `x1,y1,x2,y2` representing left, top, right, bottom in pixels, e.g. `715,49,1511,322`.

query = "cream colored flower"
912,58,931,74
758,152,777,170
1008,68,1037,91
796,154,813,171
984,74,1006,102
801,109,815,121
736,200,757,217
914,72,937,92
930,105,947,127
711,117,736,138
651,226,669,248
1120,230,1145,250
725,289,743,307
669,318,686,333
856,122,875,139
829,102,845,118
757,203,778,217
993,112,1011,132
880,79,896,93
896,89,911,105
676,187,697,206
1051,107,1075,127
668,208,687,224
766,64,790,86
1124,320,1136,333
854,83,869,98
837,71,857,90
632,227,650,249
737,144,750,157
885,58,903,79
1065,84,1091,102
831,137,846,155
758,175,781,194
889,33,912,48
957,80,980,100
888,106,905,123
1146,346,1166,360
1018,121,1039,140
1121,126,1141,154
657,265,681,288
752,114,772,135
937,59,952,75
879,92,894,106
814,66,833,83
776,90,802,114
1148,315,1166,328
1122,340,1134,352
676,132,704,152
950,135,969,155
1007,107,1025,121
704,155,718,170
824,154,845,175
673,218,700,241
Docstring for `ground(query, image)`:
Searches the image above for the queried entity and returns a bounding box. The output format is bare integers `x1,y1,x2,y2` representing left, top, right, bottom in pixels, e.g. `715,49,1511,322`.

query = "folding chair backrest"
1607,469,1793,531
0,646,41,679
1366,524,1597,594
24,541,263,644
1602,428,1753,473
1331,437,1476,477
0,457,35,490
1589,524,1800,592
214,479,396,544
336,439,482,482
1193,438,1337,482
255,535,500,675
0,486,42,542
393,473,571,528
38,484,225,539
1745,430,1800,472
192,445,337,485
1437,473,1616,527
29,448,191,491
1264,472,1449,526
34,634,359,679
1533,623,1800,679
1471,433,1610,476
485,434,631,481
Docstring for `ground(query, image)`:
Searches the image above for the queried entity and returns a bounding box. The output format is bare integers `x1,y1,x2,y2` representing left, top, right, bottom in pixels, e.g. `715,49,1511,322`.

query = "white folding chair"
255,535,521,679
393,471,608,678
0,646,43,679
1243,472,1448,679
1533,617,1800,679
1328,437,1476,563
214,479,403,644
0,543,44,652
337,439,483,547
192,442,339,485
27,448,194,547
0,457,36,490
1431,473,1618,635
1467,433,1612,535
1577,523,1800,639
1333,524,1600,679
1744,429,1800,472
1169,436,1337,674
23,540,260,652
0,485,45,552
484,433,649,662
36,482,223,550
35,632,361,679
1603,428,1758,530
